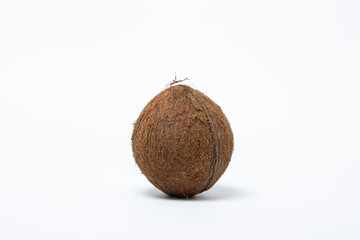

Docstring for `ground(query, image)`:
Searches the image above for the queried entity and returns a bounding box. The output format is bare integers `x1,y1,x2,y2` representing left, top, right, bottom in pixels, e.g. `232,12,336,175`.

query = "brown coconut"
132,82,234,198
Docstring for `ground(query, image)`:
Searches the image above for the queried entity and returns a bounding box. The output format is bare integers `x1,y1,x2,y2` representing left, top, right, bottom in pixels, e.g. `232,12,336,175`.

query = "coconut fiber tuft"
132,83,234,198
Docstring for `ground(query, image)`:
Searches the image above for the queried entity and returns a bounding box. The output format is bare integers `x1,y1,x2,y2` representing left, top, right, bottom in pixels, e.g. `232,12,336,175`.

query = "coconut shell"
132,84,234,198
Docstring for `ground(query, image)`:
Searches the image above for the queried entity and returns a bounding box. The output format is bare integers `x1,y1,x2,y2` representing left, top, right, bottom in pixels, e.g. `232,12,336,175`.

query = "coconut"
132,81,234,198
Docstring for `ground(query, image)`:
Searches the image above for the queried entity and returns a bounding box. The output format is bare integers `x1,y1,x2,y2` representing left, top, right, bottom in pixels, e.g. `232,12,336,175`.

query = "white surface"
1,0,360,239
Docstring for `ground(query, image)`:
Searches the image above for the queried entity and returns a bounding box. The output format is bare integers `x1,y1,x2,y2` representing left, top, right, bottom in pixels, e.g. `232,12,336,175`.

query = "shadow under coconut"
142,185,250,201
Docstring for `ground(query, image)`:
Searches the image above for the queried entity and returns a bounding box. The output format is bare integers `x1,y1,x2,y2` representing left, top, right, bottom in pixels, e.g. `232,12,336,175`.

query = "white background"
1,0,359,239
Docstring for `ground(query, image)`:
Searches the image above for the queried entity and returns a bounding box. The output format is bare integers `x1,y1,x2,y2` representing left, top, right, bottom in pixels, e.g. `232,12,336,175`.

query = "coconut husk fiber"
132,82,234,198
